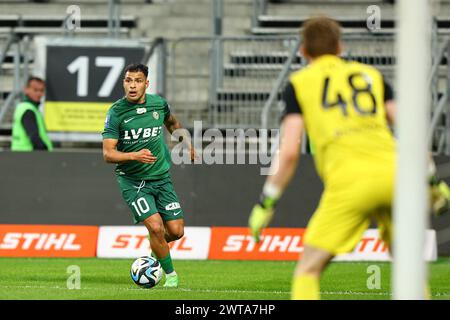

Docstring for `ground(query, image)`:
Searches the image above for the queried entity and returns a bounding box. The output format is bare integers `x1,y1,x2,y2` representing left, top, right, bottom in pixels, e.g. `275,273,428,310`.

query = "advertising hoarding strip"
0,224,98,257
0,225,437,261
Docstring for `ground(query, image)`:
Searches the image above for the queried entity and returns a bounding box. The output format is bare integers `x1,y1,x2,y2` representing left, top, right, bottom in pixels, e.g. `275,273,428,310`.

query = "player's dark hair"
124,63,149,78
26,76,45,87
301,16,341,58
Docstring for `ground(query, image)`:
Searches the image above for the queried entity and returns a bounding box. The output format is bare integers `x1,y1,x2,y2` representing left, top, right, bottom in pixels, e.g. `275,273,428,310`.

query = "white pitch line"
177,288,288,295
0,285,287,294
0,285,448,297
321,291,390,296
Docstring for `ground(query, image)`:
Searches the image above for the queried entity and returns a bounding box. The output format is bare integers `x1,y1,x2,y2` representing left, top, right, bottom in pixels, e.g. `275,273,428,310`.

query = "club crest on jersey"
153,111,159,120
136,108,147,114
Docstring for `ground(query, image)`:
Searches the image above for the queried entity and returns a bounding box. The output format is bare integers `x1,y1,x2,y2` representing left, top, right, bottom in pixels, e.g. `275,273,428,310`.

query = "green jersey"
102,94,172,180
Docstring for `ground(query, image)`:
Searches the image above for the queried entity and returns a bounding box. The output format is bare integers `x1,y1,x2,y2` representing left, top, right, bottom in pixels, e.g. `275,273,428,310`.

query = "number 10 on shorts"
131,197,150,216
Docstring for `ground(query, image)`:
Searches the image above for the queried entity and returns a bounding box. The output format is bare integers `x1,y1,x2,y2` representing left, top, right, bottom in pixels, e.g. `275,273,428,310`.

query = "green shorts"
117,175,184,224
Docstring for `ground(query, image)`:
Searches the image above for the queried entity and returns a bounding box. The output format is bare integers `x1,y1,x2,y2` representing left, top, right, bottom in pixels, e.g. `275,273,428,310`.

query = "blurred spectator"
11,76,53,151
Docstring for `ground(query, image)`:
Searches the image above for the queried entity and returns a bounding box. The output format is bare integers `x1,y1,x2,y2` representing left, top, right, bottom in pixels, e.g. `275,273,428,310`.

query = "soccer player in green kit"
102,63,195,288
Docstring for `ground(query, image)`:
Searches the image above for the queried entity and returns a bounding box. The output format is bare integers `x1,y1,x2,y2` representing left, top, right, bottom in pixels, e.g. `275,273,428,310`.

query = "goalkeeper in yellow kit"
249,16,450,300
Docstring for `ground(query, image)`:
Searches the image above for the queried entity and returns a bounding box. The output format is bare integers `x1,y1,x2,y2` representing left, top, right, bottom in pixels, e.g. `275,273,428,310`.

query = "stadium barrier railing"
168,35,299,130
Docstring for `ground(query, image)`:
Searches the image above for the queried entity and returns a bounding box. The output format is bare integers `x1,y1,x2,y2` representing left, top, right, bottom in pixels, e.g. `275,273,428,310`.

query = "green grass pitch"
0,258,448,300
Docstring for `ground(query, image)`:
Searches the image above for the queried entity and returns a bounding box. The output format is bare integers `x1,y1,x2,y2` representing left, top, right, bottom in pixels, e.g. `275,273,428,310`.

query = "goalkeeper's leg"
291,245,333,300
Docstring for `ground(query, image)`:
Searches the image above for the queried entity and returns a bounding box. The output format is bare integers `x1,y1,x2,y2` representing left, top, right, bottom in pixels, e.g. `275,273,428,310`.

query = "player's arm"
164,113,197,162
164,113,183,134
21,110,48,150
102,109,157,164
385,100,395,125
383,76,396,125
102,138,157,164
248,82,304,242
265,115,304,192
382,77,450,215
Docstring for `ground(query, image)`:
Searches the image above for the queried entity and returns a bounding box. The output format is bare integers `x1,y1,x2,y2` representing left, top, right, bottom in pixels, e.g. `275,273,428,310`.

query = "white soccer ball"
130,256,163,288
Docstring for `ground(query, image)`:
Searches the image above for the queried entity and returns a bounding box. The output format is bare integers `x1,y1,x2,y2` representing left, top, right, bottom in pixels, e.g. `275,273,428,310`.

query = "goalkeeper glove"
248,192,278,243
430,175,450,216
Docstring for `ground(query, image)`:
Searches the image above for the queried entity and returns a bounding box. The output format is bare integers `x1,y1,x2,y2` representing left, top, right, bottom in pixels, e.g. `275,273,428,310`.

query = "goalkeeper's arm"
384,97,450,215
249,114,304,242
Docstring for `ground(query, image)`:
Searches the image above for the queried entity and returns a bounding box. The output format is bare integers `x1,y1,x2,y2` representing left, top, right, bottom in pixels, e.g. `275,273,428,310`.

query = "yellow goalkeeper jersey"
283,54,396,183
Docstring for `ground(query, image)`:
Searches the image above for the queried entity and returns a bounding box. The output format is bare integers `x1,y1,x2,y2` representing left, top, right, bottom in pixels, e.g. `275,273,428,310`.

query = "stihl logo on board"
0,225,98,257
208,227,305,260
219,234,388,254
355,237,388,253
96,226,211,259
208,227,395,261
0,233,81,251
223,235,303,253
111,234,192,251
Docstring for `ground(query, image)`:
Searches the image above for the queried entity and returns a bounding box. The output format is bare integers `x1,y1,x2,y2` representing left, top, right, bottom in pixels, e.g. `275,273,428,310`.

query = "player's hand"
248,204,274,243
132,149,157,164
190,147,198,163
430,178,450,216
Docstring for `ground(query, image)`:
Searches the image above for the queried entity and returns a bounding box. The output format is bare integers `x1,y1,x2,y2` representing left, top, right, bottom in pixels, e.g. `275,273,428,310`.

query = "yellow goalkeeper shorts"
303,161,395,255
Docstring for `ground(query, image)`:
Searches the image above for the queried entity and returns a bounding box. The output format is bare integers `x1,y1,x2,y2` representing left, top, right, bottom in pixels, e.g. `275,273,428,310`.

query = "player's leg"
147,219,183,251
148,219,183,288
118,176,179,287
143,213,178,287
143,213,170,262
164,218,184,242
151,177,185,288
157,218,184,288
154,177,185,243
154,219,184,288
376,168,430,299
372,208,432,299
367,163,432,300
118,176,166,249
291,245,334,300
296,174,376,300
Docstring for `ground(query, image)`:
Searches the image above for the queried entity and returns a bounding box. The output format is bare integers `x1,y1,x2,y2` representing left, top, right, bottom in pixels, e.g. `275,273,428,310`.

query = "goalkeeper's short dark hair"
124,63,149,78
